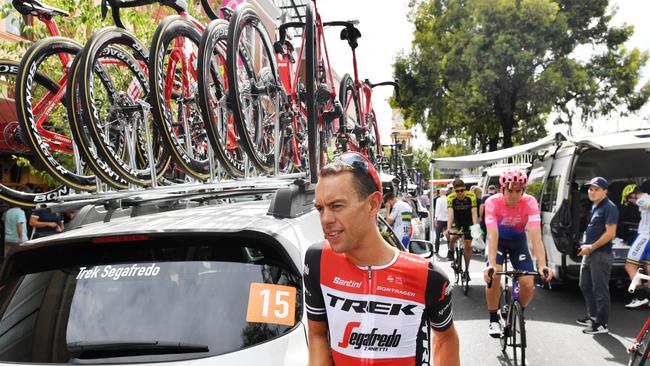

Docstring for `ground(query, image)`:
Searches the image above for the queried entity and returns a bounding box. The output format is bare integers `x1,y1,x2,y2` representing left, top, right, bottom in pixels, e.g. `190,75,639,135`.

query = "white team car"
0,180,432,365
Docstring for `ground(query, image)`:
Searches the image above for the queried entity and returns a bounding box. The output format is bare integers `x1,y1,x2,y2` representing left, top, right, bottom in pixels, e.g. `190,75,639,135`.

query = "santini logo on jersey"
327,294,417,315
338,322,402,351
333,276,362,288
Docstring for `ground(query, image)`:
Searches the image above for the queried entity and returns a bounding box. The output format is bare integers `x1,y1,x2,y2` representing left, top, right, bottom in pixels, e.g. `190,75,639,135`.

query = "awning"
430,133,566,169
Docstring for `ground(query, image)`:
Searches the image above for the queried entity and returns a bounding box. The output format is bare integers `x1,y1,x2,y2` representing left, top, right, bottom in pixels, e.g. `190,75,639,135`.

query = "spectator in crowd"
384,192,413,249
434,187,450,254
29,208,63,239
622,184,650,309
577,177,618,334
3,207,27,256
420,189,431,211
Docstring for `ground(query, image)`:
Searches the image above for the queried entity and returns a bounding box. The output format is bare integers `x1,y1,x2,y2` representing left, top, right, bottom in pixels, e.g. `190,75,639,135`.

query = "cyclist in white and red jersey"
483,168,554,338
305,152,460,366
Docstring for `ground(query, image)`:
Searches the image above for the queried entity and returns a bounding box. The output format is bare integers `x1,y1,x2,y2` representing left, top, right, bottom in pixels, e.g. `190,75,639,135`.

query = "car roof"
571,128,650,150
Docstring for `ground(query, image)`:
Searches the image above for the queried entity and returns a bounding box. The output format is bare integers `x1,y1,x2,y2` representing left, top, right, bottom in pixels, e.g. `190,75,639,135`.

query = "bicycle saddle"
340,26,361,50
12,0,69,18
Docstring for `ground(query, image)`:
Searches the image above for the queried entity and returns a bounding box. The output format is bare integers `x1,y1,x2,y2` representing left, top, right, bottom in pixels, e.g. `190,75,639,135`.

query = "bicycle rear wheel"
0,60,70,207
77,27,169,186
226,3,282,174
509,301,526,366
304,1,322,183
150,15,210,180
338,73,360,153
197,18,249,178
365,109,381,165
15,37,95,191
630,326,650,366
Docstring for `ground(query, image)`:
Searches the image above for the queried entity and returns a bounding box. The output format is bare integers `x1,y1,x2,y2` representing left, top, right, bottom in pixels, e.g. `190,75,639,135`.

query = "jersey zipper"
365,265,374,365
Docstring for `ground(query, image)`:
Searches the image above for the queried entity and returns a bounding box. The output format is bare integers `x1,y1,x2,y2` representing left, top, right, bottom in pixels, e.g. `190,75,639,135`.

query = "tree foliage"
394,0,650,150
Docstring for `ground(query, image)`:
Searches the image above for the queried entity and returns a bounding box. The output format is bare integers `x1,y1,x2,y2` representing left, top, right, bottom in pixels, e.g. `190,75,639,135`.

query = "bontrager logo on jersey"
327,294,417,315
338,322,402,351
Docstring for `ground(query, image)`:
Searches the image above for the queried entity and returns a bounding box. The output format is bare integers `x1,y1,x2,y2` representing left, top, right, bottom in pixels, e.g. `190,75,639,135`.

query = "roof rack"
36,173,310,230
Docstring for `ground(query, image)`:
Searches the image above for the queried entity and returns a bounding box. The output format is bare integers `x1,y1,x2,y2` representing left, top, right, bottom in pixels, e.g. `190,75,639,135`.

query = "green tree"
394,0,650,150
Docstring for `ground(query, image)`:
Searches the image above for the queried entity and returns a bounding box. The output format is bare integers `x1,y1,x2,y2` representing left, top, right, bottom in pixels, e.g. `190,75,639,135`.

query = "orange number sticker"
246,283,296,326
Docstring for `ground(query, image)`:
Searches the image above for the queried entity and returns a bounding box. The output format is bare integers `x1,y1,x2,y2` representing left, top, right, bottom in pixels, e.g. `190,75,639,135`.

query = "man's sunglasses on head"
336,152,382,193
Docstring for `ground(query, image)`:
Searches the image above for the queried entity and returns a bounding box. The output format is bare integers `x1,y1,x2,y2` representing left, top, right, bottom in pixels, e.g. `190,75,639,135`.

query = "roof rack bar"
38,173,308,212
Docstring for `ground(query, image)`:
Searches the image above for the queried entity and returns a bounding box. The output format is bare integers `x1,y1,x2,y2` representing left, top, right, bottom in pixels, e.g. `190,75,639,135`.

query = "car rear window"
0,234,302,363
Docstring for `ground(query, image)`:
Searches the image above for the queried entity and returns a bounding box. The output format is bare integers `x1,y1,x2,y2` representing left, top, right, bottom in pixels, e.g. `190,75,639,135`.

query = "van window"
0,235,302,363
526,165,548,202
540,175,560,212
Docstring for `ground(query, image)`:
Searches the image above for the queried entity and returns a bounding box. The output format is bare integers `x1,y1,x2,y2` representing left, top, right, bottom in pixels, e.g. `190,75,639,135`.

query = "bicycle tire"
509,301,526,366
77,26,168,186
0,60,71,207
365,109,381,165
197,18,247,178
461,248,469,295
226,3,281,174
66,46,131,190
150,15,211,180
199,0,221,21
304,1,321,183
15,37,95,191
630,326,650,366
338,73,361,153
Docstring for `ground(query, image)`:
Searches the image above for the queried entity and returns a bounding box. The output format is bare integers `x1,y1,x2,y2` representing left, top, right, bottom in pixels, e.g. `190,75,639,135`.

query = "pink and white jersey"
484,193,541,240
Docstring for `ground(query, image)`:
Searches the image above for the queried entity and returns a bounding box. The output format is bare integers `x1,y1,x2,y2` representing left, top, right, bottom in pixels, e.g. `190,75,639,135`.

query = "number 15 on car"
246,283,297,326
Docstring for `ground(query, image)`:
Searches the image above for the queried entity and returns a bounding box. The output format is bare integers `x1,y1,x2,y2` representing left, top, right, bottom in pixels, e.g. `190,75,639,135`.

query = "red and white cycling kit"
484,193,541,270
304,241,453,366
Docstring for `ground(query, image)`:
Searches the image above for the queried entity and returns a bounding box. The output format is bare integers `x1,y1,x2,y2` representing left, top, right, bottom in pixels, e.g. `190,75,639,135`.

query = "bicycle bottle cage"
101,0,187,29
12,0,69,19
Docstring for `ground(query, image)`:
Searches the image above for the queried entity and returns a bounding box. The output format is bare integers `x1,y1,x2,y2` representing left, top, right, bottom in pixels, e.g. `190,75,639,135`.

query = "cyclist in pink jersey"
483,169,554,338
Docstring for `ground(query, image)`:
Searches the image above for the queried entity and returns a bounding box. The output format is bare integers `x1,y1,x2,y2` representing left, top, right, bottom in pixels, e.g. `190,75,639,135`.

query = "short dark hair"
383,192,395,204
452,178,465,189
319,161,379,200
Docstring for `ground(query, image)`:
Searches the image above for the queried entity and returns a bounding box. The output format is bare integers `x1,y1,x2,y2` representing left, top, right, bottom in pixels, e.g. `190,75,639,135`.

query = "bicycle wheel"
77,26,169,186
509,301,526,366
0,60,71,207
630,326,650,366
150,15,211,180
338,73,361,153
198,18,249,178
15,37,95,191
365,109,381,165
303,1,321,183
226,3,282,174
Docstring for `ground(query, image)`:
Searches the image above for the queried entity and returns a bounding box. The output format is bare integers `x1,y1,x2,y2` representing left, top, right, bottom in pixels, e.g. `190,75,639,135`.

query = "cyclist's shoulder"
466,191,477,204
447,193,457,204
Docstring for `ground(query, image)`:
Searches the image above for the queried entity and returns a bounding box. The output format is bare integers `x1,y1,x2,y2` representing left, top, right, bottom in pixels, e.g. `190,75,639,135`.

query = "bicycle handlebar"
629,269,650,293
101,0,189,29
486,268,548,288
364,79,400,103
322,20,359,28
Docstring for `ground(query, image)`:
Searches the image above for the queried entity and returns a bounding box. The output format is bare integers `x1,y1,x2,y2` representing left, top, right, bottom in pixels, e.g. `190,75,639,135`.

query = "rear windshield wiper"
67,341,209,358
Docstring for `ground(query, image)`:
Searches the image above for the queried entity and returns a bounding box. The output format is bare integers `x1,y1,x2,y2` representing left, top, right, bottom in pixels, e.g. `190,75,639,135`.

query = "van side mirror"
409,240,433,258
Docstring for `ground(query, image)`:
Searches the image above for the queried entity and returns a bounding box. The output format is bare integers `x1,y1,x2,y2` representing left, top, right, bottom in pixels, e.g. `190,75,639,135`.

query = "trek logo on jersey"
327,294,417,315
338,322,402,351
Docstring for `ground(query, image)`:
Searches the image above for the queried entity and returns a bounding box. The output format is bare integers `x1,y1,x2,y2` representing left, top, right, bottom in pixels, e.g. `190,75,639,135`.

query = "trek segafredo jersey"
304,241,453,366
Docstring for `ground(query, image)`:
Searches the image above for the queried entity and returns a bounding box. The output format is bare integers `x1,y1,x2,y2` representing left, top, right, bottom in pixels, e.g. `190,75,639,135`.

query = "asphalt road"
431,243,649,366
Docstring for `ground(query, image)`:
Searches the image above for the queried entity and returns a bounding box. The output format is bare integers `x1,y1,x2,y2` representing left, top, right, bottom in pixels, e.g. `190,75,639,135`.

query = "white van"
528,129,650,282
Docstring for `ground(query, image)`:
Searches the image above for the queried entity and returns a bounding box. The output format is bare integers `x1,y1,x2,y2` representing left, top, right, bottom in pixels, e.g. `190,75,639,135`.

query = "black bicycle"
487,260,547,366
449,228,470,295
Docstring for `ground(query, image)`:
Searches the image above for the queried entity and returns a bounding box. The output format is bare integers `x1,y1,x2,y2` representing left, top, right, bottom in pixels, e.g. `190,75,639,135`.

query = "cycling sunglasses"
454,188,465,193
336,152,382,193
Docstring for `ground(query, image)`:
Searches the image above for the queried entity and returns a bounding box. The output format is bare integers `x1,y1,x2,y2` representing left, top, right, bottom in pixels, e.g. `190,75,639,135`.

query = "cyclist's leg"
448,233,458,260
508,237,536,307
626,234,648,281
